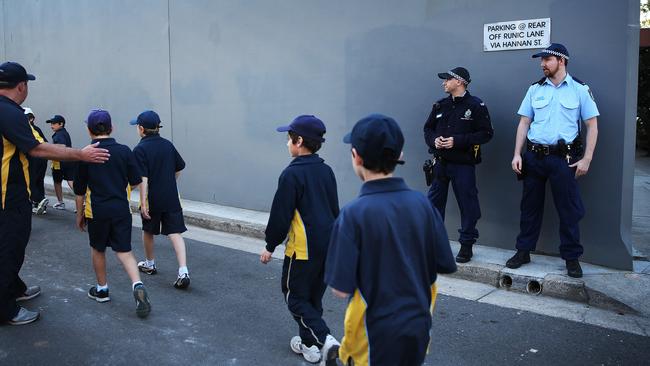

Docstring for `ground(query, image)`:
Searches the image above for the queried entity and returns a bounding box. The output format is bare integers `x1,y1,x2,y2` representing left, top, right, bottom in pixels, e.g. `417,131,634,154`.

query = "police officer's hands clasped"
434,136,454,149
569,157,591,178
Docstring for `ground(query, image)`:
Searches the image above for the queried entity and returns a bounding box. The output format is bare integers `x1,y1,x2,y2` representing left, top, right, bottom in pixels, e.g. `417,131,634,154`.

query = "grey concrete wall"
0,0,638,269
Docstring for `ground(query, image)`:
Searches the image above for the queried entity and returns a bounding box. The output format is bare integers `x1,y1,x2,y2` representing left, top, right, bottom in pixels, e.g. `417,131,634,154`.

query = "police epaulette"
532,77,545,85
572,77,586,85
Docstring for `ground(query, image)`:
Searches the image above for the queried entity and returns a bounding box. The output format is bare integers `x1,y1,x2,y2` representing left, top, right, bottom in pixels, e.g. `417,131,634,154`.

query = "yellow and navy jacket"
133,134,185,213
51,127,72,170
73,138,142,219
423,91,493,165
325,177,456,365
0,96,40,210
264,154,339,260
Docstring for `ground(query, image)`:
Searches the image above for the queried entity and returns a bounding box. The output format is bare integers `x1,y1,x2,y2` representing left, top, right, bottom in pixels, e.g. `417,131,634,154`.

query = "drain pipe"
499,275,513,289
526,280,543,295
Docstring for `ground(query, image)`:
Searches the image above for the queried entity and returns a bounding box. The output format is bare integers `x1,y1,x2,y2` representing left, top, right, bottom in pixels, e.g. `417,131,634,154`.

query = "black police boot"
566,259,583,278
506,250,531,269
455,245,473,263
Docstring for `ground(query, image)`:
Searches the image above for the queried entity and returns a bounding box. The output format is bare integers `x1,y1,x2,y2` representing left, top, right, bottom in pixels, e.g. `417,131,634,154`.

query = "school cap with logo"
86,109,112,130
343,113,405,165
129,110,163,129
276,114,326,142
0,62,36,83
532,43,570,60
46,115,66,124
438,66,471,85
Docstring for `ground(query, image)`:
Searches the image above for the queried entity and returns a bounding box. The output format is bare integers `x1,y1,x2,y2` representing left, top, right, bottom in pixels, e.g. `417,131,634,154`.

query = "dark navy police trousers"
427,161,481,246
516,151,585,260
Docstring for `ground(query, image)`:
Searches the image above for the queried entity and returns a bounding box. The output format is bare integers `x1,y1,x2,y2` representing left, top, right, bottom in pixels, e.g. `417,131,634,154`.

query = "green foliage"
643,2,650,28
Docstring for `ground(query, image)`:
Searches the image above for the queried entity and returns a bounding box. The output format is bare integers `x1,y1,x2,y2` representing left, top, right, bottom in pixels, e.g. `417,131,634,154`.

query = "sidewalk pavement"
44,165,650,318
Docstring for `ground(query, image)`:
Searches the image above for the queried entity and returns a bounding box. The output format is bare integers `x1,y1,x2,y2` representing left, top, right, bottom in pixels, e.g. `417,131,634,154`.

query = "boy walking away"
24,108,49,214
325,114,457,366
46,114,74,210
74,109,151,318
130,110,190,289
260,115,341,365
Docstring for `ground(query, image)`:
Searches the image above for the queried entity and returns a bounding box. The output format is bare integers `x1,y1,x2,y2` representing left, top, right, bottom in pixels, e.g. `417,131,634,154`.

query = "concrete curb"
44,183,644,317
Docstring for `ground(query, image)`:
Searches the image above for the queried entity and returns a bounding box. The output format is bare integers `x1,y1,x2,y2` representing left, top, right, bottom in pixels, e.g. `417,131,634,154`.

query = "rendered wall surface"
0,0,638,269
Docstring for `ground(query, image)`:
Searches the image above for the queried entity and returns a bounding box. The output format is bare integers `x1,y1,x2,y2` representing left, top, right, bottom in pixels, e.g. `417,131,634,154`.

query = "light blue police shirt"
517,73,599,145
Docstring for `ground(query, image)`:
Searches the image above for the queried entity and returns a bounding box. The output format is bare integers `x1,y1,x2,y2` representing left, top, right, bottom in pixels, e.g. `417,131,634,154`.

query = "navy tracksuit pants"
28,155,48,204
516,151,585,260
427,161,481,246
0,203,31,322
281,254,330,348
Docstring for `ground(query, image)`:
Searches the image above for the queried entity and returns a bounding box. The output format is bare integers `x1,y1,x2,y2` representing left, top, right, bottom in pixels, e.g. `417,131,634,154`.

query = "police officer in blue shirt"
424,67,493,263
509,43,599,278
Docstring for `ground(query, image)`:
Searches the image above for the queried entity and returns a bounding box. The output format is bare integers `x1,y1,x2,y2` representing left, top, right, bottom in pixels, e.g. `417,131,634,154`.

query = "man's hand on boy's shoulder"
80,142,110,163
260,249,274,264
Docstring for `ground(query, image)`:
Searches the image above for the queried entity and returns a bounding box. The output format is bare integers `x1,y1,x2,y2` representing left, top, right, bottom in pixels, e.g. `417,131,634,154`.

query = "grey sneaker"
8,307,40,325
53,202,65,210
173,273,190,289
35,198,49,215
16,286,41,302
133,284,151,318
137,261,157,275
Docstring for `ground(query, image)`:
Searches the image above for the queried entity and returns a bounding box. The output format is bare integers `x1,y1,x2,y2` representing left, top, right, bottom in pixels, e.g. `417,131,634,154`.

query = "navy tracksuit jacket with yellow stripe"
265,153,339,348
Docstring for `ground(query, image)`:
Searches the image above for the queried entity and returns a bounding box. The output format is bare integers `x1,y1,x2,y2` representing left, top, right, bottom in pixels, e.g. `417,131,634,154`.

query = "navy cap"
86,109,112,131
276,115,326,142
438,67,471,84
343,113,405,165
532,43,570,60
0,62,35,83
46,115,65,124
129,110,163,129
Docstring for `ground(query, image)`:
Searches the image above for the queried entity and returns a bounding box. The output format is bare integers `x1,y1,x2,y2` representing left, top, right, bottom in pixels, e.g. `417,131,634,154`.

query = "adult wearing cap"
47,114,75,210
423,67,494,263
509,43,599,278
0,61,109,325
24,108,49,214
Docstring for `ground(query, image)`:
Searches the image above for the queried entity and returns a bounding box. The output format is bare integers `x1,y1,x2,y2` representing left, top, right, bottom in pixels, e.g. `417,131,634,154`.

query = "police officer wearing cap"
509,43,599,278
424,67,493,264
0,61,109,325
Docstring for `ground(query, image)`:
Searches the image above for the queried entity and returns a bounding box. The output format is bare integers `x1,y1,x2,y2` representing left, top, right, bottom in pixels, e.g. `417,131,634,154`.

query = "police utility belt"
526,139,582,161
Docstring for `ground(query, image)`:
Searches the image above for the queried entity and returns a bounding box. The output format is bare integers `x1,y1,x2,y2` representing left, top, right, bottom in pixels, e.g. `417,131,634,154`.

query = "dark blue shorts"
142,210,187,236
87,215,132,252
52,165,75,182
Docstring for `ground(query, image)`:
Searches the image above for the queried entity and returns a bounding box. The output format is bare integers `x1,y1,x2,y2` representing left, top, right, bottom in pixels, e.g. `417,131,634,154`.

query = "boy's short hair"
344,114,405,174
142,127,160,136
288,131,322,153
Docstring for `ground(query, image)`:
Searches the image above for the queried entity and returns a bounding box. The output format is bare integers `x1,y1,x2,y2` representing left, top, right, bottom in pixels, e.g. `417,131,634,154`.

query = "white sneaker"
319,334,340,366
36,198,49,215
53,202,65,210
290,336,321,363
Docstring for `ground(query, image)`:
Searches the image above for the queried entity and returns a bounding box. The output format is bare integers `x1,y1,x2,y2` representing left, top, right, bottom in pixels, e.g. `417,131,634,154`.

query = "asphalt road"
0,209,648,366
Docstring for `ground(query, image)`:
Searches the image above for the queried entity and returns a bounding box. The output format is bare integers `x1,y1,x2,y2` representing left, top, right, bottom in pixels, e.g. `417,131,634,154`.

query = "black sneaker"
455,245,473,263
88,286,110,303
133,284,151,318
506,250,531,269
566,259,583,278
173,273,190,289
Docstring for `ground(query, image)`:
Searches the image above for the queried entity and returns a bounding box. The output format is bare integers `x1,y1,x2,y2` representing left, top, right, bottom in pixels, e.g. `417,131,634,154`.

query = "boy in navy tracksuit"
260,115,341,365
325,114,457,366
74,109,151,318
24,108,49,214
130,110,190,289
47,114,74,210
